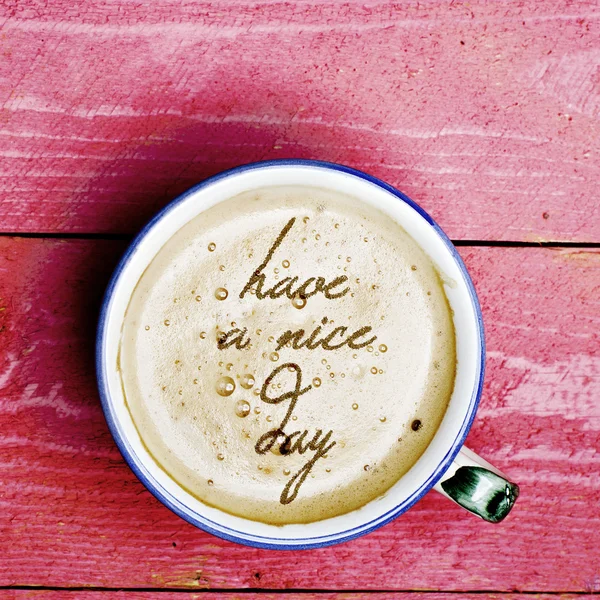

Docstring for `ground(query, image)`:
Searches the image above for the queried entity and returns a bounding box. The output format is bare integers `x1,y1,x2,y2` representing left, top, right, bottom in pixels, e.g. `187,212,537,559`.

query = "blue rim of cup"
96,159,485,550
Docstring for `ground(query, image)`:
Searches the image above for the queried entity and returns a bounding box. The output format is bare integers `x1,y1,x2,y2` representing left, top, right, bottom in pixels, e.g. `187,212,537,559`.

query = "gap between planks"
0,231,599,249
0,586,598,595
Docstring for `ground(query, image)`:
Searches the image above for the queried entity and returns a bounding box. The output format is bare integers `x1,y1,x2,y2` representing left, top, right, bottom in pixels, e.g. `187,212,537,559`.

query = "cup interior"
97,160,484,549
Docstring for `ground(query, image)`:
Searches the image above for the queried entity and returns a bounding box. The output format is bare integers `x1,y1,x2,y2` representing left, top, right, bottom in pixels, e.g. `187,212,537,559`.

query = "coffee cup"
97,159,519,549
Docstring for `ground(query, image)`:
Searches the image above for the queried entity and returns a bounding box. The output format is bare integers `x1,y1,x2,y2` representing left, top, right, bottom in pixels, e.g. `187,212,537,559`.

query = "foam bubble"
235,400,250,418
240,374,255,389
215,376,235,397
292,295,306,309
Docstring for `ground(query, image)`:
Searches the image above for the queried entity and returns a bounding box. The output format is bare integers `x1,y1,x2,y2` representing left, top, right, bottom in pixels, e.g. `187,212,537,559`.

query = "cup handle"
433,446,519,523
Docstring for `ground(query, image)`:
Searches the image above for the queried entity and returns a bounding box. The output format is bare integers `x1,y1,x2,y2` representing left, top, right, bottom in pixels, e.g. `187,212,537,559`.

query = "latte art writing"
120,186,456,524
240,217,351,302
254,363,336,505
221,216,378,504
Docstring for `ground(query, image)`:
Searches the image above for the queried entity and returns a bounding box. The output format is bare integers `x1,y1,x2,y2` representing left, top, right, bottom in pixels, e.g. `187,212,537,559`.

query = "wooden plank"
0,0,598,240
0,239,599,592
0,593,595,600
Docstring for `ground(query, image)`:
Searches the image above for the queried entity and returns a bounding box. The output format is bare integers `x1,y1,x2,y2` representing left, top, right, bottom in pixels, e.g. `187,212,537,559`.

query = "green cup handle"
434,446,519,523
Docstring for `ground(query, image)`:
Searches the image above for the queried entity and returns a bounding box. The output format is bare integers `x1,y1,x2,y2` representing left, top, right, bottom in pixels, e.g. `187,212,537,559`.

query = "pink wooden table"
1,1,599,598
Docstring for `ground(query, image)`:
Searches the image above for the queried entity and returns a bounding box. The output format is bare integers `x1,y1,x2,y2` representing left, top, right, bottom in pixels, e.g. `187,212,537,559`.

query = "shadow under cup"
96,159,484,549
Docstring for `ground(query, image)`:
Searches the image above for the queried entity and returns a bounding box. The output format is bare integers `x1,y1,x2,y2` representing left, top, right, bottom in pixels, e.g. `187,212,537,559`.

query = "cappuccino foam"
119,186,456,524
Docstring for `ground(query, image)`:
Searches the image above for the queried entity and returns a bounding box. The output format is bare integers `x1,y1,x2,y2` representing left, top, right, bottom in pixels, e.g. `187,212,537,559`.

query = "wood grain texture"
0,0,599,240
0,594,596,600
0,239,598,591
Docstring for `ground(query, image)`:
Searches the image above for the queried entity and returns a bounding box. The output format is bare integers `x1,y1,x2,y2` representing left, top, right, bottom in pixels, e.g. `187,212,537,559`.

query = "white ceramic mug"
97,159,519,549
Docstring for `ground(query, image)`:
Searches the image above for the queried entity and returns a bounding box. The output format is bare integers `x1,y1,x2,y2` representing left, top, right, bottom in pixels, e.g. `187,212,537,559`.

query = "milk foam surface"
119,186,456,524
